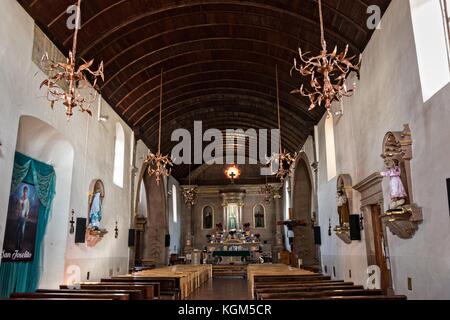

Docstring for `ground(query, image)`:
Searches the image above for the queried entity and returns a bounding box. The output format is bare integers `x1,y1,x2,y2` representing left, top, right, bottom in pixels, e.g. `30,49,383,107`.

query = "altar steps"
212,265,247,278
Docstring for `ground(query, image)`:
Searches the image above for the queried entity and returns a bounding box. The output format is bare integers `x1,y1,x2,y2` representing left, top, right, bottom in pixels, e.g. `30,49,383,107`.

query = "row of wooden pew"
8,265,212,301
252,274,407,300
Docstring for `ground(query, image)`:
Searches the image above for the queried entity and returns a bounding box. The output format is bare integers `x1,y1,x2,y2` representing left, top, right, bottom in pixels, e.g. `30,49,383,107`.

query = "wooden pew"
38,289,144,301
257,289,384,300
273,295,408,301
60,283,156,300
254,281,351,289
255,285,365,297
102,277,179,300
254,275,332,283
10,292,130,300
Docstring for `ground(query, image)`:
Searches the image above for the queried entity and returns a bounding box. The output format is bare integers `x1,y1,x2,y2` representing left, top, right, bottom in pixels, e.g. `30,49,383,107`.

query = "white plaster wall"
0,0,149,287
316,0,450,299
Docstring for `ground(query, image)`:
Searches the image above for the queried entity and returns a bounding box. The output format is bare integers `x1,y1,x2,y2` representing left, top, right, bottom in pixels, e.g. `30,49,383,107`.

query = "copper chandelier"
144,69,174,186
291,0,361,113
39,0,104,119
182,165,198,206
272,65,297,184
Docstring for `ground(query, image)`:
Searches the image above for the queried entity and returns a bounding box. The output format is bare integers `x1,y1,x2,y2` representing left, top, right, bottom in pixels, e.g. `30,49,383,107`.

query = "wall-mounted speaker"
128,229,136,247
165,234,171,248
75,218,87,244
314,226,322,245
349,214,362,241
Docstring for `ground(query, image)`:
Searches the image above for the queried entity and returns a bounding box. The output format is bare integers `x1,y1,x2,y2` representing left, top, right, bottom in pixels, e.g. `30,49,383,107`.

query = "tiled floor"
188,277,249,300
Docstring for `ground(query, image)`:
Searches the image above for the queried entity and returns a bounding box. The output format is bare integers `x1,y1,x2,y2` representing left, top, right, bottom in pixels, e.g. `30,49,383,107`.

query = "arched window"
254,204,266,229
284,180,290,221
172,184,178,223
113,123,125,188
325,116,337,181
202,206,214,230
410,0,450,101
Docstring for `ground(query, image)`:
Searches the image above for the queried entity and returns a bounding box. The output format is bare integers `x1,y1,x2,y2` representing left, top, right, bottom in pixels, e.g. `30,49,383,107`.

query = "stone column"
183,203,194,254
272,187,284,263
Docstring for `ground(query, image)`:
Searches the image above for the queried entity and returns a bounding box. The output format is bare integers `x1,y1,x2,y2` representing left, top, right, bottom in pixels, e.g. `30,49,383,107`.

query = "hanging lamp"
144,68,174,186
291,0,361,114
40,0,104,119
182,165,198,206
270,65,297,184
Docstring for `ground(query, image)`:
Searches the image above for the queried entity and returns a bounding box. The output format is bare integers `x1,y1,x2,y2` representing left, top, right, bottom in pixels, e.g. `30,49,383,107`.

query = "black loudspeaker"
314,226,322,245
165,234,171,248
349,214,362,241
75,218,87,244
128,229,136,247
446,179,450,216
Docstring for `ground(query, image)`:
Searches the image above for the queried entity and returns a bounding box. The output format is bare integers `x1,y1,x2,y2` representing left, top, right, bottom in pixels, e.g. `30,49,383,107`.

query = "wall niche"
380,124,423,239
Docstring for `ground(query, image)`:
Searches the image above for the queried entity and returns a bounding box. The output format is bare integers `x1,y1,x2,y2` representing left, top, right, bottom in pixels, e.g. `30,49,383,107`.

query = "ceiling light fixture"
291,0,361,114
144,68,173,186
39,0,104,119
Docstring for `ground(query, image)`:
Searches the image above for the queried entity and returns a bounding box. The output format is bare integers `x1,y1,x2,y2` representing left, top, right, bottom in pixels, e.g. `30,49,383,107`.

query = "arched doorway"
292,154,318,267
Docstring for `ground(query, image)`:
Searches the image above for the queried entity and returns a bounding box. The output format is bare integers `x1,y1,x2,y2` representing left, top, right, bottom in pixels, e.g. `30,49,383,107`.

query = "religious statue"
229,212,237,230
336,189,350,226
254,205,265,228
202,206,213,229
89,192,102,230
381,159,407,209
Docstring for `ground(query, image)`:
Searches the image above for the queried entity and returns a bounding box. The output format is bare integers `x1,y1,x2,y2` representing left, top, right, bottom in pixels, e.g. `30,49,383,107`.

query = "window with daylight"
113,123,125,188
325,116,337,181
410,0,450,102
172,184,178,223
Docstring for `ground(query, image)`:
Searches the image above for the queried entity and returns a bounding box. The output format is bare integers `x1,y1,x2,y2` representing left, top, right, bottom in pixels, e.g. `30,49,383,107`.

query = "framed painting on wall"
1,182,40,262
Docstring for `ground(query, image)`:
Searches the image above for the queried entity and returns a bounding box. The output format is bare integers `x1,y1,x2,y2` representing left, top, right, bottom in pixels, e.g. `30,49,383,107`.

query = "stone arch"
291,152,317,267
15,115,75,289
133,161,168,266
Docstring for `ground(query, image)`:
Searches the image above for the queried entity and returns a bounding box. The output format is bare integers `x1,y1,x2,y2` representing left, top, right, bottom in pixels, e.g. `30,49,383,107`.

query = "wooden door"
371,205,391,293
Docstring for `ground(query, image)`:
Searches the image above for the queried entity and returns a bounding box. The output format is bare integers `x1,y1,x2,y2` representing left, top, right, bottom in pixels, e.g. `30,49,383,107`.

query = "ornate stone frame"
380,124,423,239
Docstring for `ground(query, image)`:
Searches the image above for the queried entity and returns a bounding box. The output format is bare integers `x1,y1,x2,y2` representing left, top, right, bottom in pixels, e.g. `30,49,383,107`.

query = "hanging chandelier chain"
318,0,326,49
72,0,82,61
276,64,282,154
158,68,163,153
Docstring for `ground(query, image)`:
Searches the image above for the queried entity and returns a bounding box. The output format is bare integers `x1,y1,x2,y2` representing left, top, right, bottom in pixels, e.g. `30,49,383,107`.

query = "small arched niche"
253,204,266,229
334,174,353,244
202,205,214,230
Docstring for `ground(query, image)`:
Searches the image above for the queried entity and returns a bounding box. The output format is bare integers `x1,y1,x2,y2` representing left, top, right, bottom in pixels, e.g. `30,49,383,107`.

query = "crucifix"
277,219,308,267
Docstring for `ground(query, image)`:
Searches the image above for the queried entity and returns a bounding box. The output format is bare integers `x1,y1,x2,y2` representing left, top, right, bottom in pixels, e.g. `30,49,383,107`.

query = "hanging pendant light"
144,68,174,186
40,0,104,119
182,165,198,206
291,0,361,114
269,65,297,184
259,175,275,204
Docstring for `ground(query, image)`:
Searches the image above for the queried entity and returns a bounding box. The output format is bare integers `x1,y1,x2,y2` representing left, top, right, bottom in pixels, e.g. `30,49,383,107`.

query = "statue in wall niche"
89,192,102,230
336,189,350,227
381,159,407,210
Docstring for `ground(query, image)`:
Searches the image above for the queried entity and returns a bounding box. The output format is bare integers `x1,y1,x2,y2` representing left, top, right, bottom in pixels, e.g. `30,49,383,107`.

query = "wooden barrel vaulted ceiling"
18,0,391,180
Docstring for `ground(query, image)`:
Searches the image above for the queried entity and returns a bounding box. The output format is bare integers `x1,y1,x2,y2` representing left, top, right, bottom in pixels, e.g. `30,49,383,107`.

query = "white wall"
0,0,149,287
316,0,450,299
